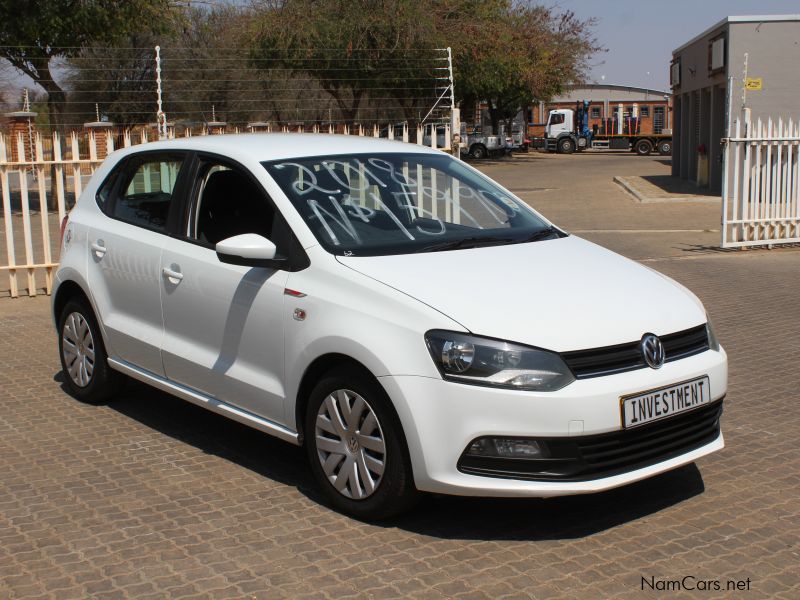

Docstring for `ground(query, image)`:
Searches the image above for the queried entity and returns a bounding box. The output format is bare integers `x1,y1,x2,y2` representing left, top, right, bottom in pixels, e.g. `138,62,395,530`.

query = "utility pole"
447,47,460,158
155,46,167,140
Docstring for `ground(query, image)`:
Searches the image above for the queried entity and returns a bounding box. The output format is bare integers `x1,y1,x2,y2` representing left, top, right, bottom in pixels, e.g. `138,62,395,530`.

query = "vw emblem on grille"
641,334,665,369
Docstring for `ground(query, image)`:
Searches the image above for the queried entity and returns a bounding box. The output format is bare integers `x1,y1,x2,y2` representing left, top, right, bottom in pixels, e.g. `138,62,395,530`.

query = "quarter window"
113,156,184,231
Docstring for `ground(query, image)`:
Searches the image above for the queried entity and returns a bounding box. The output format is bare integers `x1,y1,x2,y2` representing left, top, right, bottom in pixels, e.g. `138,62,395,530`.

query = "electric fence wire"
2,47,454,128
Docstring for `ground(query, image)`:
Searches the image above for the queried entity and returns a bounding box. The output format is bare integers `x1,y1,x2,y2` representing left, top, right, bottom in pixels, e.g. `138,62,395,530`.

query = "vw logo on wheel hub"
641,333,665,369
347,436,360,453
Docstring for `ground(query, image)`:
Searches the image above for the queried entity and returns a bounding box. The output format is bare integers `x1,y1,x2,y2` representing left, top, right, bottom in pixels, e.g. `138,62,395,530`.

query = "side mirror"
215,233,286,269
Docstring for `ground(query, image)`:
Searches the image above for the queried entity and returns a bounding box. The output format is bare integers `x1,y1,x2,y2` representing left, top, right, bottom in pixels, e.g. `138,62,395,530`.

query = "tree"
251,0,599,129
0,0,172,130
439,0,601,132
252,0,442,124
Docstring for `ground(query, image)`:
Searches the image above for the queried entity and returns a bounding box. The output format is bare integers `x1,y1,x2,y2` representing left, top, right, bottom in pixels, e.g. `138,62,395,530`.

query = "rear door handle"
90,240,106,257
162,266,184,283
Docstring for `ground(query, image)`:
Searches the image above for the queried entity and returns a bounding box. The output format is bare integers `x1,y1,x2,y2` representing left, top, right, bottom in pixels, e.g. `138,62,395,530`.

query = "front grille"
562,324,709,379
457,399,723,482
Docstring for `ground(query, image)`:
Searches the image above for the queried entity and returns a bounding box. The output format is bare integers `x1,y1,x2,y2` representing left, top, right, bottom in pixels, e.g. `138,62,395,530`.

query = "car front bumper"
379,347,727,497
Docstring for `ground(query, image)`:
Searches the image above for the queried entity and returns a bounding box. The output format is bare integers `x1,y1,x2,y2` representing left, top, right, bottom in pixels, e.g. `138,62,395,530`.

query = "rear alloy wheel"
58,299,122,404
305,368,417,519
62,311,95,387
658,140,672,156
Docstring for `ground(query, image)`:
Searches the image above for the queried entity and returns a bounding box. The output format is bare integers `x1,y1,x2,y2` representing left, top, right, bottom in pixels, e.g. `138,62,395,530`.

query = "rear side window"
112,157,184,231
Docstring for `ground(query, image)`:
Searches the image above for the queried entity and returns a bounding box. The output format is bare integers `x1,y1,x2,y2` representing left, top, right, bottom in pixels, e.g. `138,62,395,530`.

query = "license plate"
621,376,711,429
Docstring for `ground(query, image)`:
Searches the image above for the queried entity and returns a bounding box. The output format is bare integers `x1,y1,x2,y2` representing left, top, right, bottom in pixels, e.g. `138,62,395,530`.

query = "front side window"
549,113,565,125
113,156,183,231
264,153,557,256
189,160,296,261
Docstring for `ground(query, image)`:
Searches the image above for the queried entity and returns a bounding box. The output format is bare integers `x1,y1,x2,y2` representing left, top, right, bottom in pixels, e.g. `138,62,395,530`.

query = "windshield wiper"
518,225,562,243
413,235,515,253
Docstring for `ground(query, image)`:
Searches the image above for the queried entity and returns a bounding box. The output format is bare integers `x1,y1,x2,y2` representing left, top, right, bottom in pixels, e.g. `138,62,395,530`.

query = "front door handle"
90,240,106,257
162,266,184,283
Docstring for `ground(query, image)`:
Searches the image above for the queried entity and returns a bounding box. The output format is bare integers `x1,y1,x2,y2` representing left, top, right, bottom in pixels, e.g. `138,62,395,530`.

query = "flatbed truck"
544,101,672,156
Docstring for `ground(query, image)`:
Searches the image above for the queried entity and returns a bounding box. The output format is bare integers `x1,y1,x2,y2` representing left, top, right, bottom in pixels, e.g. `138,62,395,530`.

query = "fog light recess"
467,437,547,459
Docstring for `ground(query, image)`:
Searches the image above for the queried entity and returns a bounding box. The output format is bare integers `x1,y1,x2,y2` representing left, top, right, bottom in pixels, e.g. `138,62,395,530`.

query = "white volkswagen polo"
53,134,726,519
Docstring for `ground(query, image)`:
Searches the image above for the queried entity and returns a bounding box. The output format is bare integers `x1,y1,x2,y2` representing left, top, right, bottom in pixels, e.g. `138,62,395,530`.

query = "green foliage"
0,0,172,128
1,0,600,130
253,0,601,127
444,1,601,129
254,0,444,121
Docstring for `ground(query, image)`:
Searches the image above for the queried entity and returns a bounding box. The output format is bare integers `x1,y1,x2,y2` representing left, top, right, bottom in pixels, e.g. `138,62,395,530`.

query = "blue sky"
555,0,800,91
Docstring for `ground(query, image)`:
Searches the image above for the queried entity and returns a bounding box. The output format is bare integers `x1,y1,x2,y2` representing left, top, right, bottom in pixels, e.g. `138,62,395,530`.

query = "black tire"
557,138,575,154
305,367,418,520
58,298,122,404
470,144,487,159
658,140,672,156
635,139,653,156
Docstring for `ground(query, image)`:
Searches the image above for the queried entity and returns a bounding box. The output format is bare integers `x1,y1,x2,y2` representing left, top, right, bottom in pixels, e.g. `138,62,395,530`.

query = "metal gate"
722,110,800,248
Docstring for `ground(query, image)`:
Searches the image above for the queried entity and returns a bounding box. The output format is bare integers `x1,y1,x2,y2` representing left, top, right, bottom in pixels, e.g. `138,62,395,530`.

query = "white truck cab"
545,109,574,140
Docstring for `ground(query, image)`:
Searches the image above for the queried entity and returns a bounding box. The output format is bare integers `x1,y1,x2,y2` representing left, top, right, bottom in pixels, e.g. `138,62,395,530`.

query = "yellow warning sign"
745,78,762,91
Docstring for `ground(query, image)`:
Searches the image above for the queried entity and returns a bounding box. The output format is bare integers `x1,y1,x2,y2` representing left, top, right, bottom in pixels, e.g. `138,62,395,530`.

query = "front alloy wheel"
315,389,386,499
305,368,418,519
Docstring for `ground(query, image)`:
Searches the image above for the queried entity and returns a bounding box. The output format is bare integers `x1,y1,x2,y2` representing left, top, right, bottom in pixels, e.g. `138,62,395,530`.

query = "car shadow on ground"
63,374,707,541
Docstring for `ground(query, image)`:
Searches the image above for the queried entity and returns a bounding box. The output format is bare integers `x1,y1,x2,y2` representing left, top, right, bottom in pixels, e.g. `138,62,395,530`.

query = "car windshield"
263,152,559,256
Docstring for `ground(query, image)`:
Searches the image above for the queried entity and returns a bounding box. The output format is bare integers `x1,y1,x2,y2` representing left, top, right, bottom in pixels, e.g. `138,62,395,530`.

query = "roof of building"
673,14,800,55
562,83,670,97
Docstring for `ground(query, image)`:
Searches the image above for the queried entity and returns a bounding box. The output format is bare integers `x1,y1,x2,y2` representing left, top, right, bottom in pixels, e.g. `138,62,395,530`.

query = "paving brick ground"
1,151,799,599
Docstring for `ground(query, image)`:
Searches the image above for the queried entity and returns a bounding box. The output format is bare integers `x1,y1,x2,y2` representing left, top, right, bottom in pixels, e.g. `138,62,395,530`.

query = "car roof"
111,132,442,163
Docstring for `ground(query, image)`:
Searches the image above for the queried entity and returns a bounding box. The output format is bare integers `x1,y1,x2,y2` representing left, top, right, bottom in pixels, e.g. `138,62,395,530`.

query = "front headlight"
425,330,575,391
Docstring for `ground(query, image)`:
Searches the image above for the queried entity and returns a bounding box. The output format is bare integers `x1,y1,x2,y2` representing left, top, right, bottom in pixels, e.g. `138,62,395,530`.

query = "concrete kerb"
613,176,721,204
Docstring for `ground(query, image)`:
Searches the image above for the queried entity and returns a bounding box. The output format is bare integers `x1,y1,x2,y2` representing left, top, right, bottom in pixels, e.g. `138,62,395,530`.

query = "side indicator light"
284,288,307,298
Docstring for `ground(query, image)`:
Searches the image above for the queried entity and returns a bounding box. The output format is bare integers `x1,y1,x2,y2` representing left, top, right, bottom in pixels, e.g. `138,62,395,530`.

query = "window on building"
590,107,601,118
670,60,681,87
639,105,650,118
653,106,665,134
708,35,725,73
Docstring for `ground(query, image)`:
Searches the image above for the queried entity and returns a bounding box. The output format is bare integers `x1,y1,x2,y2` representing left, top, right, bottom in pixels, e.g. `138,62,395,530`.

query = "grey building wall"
727,21,800,122
671,16,800,193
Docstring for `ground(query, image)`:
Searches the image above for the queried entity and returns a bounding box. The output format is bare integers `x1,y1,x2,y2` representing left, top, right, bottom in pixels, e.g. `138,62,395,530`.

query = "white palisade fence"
722,112,800,248
0,123,451,298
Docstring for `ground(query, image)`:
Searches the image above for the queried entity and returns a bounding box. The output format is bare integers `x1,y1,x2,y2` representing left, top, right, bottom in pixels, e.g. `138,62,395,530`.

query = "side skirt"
108,358,301,446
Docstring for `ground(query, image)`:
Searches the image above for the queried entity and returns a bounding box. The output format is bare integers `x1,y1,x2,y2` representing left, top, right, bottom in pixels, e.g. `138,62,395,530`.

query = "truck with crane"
545,100,672,156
